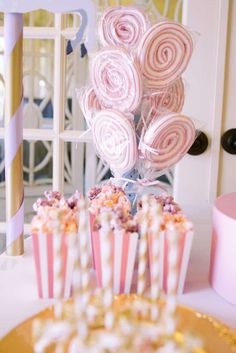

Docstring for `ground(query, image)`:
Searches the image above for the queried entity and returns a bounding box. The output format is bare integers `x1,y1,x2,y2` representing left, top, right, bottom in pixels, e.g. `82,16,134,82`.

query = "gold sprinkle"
174,331,184,345
193,349,208,353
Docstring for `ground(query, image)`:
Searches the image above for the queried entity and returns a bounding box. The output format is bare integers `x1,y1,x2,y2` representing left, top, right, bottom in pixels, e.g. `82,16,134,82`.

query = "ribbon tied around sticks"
112,176,168,213
112,177,168,196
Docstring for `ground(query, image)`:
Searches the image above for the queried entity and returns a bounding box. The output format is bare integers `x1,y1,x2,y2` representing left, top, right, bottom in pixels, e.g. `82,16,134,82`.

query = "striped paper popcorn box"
148,229,193,295
92,229,138,294
32,232,76,299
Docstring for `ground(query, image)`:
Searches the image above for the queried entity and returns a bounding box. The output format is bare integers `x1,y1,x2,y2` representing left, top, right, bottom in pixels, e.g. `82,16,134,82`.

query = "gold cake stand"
0,299,235,353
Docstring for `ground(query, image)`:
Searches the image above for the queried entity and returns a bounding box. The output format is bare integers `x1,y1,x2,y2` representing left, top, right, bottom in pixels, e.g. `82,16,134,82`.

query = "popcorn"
88,181,131,216
93,207,138,234
33,190,81,213
138,194,182,215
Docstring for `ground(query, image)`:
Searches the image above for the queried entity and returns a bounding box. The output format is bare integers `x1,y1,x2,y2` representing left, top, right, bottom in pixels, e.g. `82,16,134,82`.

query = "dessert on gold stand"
1,195,235,353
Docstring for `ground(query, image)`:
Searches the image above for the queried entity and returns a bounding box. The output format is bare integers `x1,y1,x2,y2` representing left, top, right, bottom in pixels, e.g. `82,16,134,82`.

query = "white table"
0,204,236,339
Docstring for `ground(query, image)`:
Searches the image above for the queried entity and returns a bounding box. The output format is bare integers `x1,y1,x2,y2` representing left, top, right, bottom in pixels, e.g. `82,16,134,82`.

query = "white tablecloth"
1,204,236,339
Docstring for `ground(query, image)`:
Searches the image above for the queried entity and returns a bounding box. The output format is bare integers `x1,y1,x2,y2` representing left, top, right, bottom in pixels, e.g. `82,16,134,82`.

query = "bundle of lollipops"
77,6,196,186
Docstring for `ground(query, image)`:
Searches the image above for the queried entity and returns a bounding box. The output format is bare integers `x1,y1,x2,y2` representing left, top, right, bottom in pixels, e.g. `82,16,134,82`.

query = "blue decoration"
123,168,139,214
66,9,88,55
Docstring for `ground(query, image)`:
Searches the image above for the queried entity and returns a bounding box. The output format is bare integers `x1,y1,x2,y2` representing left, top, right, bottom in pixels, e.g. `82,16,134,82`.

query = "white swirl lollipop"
99,6,149,52
92,110,137,176
139,113,195,170
90,47,143,113
137,21,193,89
76,86,101,127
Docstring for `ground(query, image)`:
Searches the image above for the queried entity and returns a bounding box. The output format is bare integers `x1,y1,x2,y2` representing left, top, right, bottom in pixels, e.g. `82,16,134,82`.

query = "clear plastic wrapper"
142,77,185,116
89,47,143,114
138,112,197,175
91,109,137,177
88,109,198,184
75,86,101,128
136,76,186,134
97,6,151,53
76,5,200,185
136,20,194,90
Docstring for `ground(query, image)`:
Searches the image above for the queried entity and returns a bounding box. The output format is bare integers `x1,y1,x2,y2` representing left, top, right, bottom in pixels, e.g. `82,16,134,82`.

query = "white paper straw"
52,212,63,319
137,195,149,296
163,222,178,336
71,216,83,336
100,211,114,330
78,197,91,337
150,200,162,322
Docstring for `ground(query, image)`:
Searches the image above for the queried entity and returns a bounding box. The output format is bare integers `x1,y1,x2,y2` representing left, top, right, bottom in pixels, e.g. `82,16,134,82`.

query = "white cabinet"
174,0,236,205
218,0,236,195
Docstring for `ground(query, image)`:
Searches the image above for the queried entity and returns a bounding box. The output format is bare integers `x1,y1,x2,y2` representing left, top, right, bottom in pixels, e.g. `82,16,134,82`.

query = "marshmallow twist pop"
90,48,143,113
76,86,101,128
99,6,149,52
92,110,137,176
142,77,185,118
138,21,193,89
138,78,185,135
140,113,196,171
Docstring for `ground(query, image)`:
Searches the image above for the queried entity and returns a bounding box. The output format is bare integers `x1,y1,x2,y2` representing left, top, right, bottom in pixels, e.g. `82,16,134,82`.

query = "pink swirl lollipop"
76,86,101,127
139,113,195,170
143,77,185,116
99,6,149,52
92,110,137,176
90,47,143,113
137,78,184,137
137,21,193,89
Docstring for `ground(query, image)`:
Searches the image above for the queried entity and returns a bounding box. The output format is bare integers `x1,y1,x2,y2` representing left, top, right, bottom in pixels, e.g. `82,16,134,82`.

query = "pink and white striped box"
148,230,193,295
89,213,97,269
210,193,236,306
32,232,75,299
92,229,138,294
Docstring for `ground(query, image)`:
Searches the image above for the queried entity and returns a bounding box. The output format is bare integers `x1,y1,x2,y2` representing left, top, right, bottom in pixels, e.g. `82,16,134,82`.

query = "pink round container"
210,193,236,306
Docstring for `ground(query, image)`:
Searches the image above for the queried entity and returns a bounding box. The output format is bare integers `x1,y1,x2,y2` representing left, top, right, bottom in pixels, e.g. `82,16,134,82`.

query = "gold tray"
0,303,235,353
